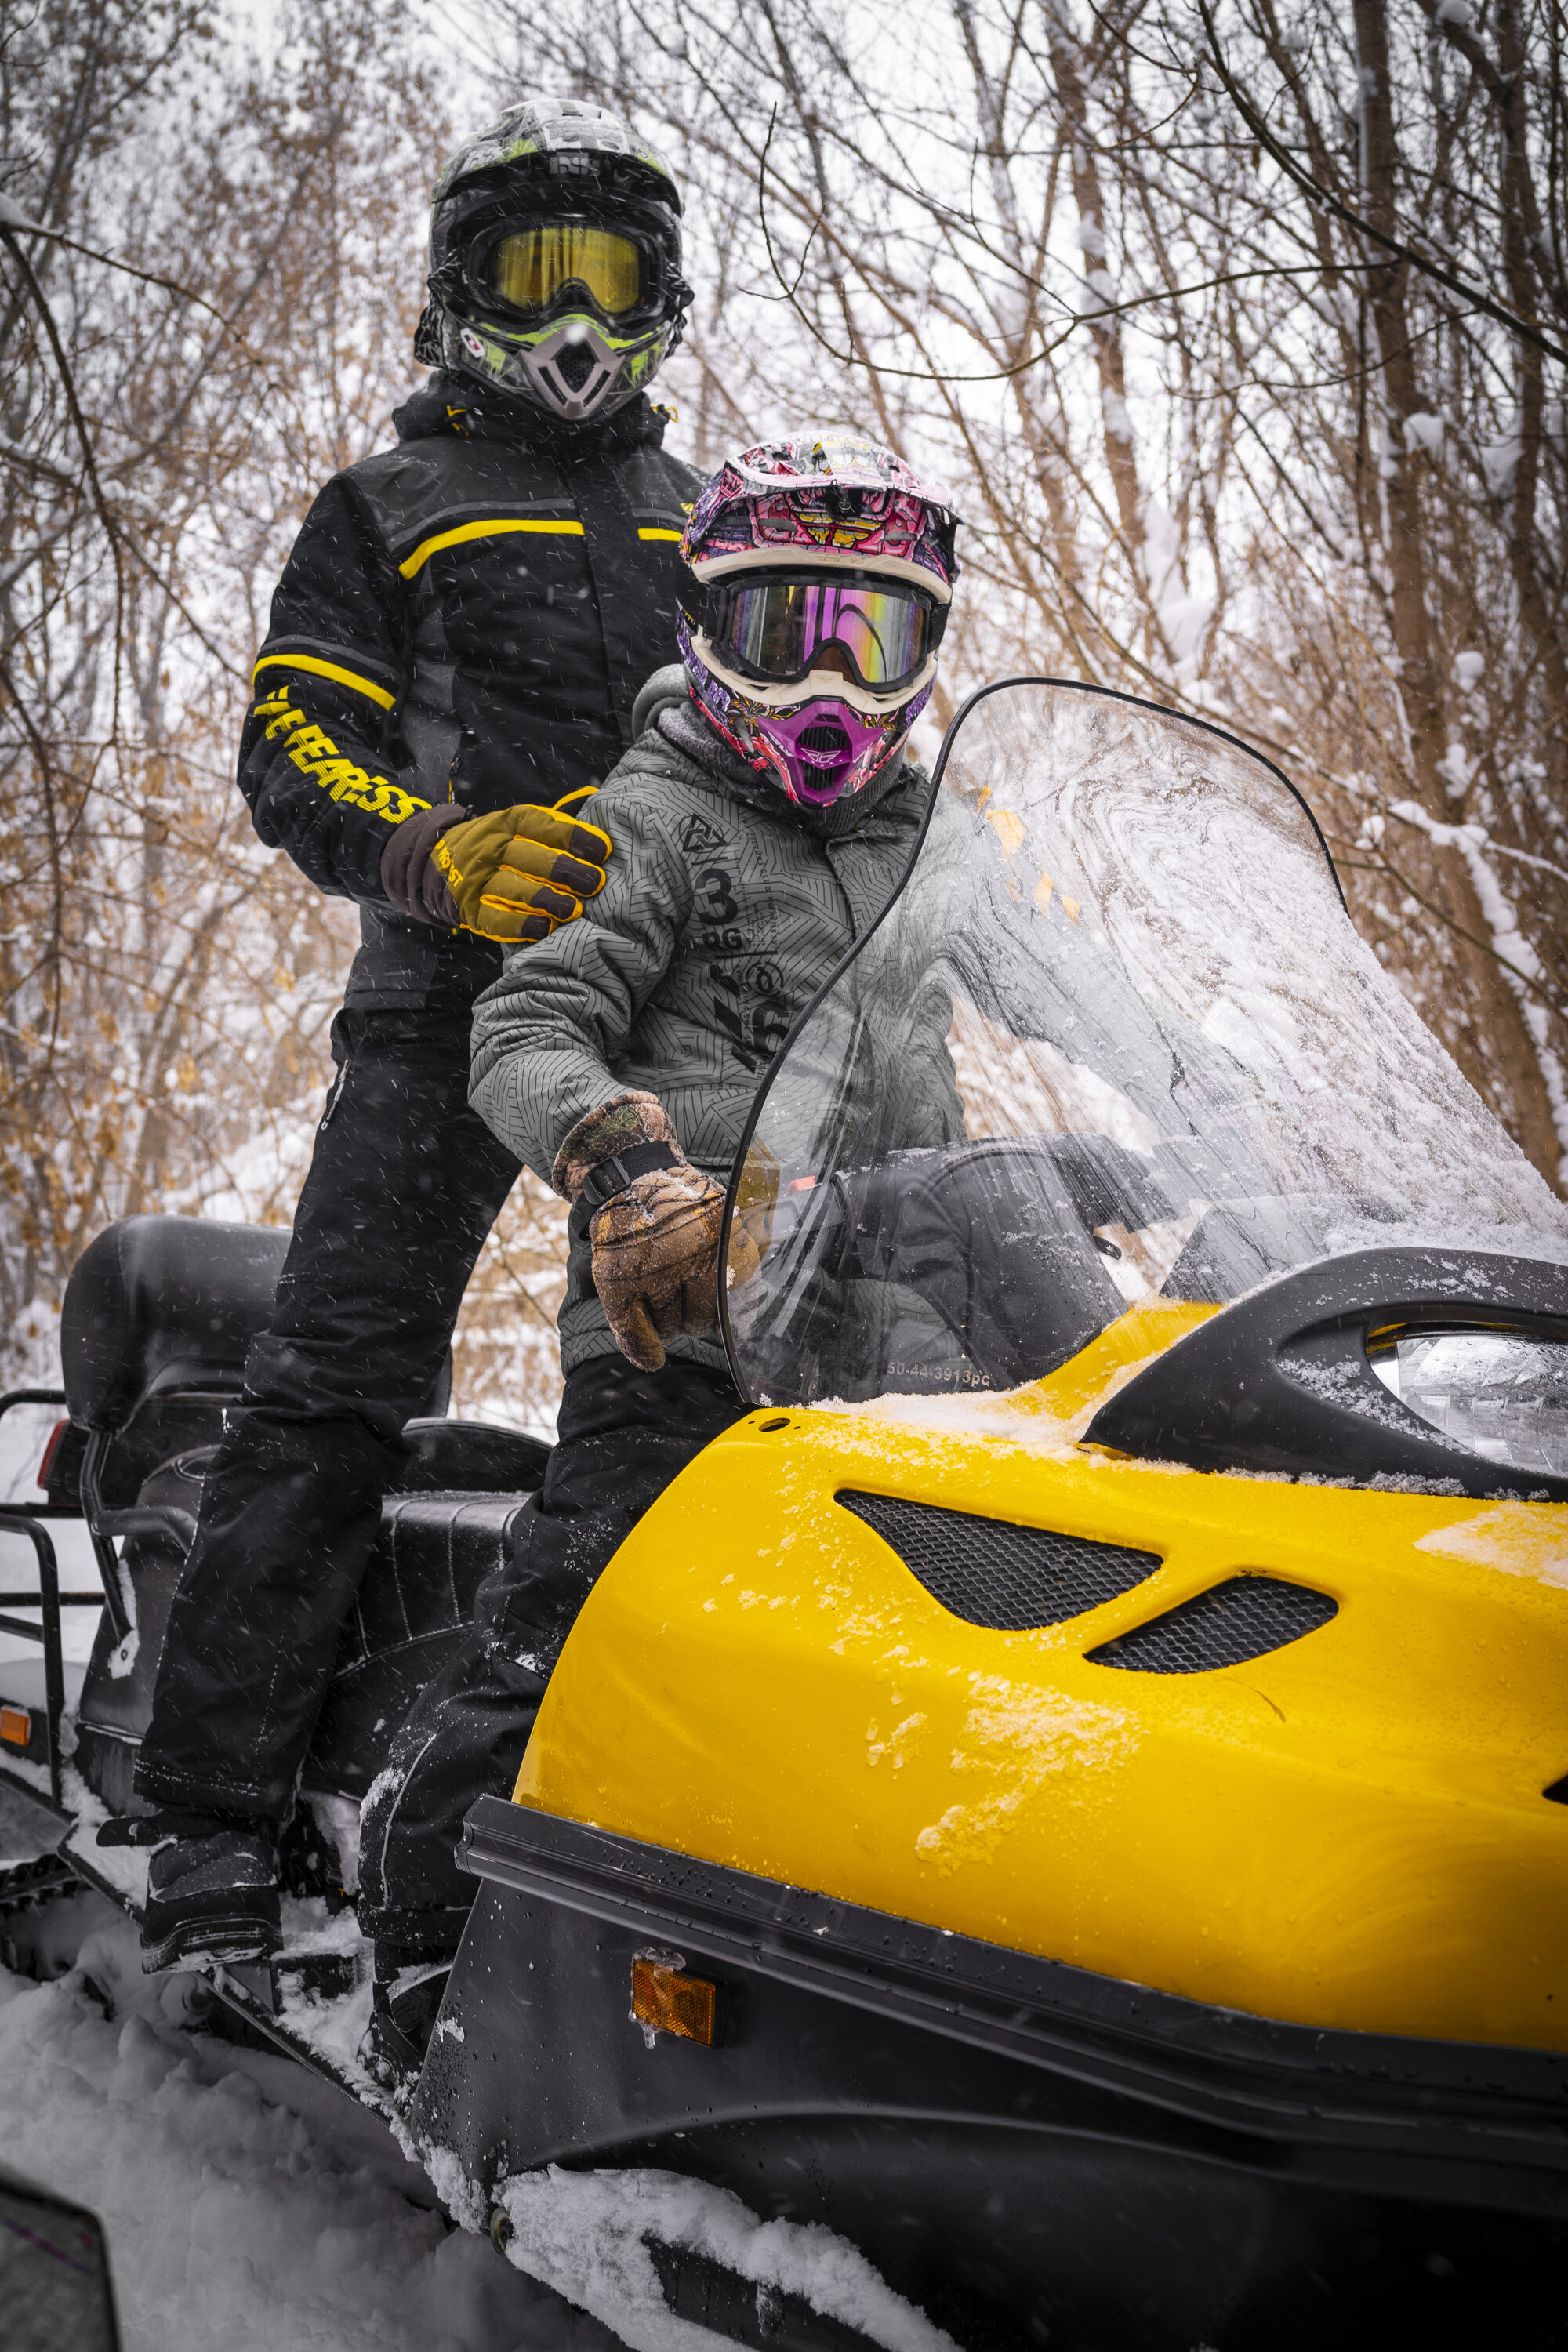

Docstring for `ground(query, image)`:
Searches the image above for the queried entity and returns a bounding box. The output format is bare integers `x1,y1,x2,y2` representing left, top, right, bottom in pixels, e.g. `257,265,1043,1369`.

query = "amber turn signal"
0,1705,31,1748
631,1955,719,2045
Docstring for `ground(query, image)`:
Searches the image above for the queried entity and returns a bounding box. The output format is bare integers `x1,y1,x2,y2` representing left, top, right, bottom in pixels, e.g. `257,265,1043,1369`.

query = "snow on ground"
0,1772,956,2352
0,1837,618,2352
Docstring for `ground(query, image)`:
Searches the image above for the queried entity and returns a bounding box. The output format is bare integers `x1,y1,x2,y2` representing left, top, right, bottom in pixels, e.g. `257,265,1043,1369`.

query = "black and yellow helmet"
416,96,692,425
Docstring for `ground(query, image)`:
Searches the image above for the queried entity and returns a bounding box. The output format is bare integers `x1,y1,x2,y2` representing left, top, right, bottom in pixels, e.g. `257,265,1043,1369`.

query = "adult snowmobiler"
353,436,961,2059
123,94,703,1974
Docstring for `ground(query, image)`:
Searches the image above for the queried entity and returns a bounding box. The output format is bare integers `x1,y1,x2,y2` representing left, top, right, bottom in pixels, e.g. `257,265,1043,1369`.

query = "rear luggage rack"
835,1491,1161,1630
0,1388,111,1811
1087,1575,1337,1673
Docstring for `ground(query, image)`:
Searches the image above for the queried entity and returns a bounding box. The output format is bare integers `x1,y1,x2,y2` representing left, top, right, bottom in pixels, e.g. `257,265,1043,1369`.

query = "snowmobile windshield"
720,678,1568,1409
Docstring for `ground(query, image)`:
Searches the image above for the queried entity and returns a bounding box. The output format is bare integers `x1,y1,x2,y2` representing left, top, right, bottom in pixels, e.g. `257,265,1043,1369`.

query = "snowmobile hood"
515,679,1568,2057
515,1332,1568,2053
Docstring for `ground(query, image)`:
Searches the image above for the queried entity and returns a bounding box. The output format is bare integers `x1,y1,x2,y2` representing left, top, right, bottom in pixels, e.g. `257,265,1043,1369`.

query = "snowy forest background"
4,0,1568,1435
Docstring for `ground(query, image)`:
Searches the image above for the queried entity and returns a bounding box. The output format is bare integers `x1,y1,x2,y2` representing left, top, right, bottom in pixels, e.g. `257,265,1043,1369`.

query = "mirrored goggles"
705,573,942,696
483,224,644,321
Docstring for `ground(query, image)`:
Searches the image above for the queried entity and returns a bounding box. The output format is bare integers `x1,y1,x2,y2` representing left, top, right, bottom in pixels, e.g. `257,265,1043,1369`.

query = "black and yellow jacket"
241,372,700,1007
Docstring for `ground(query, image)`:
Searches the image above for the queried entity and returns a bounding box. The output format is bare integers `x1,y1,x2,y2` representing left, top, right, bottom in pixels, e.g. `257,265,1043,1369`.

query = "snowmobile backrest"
401,1417,551,1494
61,1215,290,1434
59,1215,463,1520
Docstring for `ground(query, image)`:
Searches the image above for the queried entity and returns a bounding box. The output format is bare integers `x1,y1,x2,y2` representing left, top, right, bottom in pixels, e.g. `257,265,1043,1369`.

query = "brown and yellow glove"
554,1092,763,1373
379,792,612,945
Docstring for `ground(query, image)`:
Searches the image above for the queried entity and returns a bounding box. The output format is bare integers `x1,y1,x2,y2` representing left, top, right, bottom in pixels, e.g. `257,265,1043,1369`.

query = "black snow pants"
135,1005,521,1821
356,1352,747,1954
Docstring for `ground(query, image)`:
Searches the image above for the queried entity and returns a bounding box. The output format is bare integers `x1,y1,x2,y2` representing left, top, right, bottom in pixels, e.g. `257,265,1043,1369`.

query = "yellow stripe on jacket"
398,517,585,579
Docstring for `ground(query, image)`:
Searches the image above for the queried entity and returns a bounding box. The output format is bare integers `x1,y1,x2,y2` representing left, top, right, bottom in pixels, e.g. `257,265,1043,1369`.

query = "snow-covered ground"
0,1786,616,2352
0,1777,960,2352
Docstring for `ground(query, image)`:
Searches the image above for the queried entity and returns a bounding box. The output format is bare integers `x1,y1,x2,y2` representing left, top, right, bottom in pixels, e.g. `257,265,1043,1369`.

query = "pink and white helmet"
677,434,960,808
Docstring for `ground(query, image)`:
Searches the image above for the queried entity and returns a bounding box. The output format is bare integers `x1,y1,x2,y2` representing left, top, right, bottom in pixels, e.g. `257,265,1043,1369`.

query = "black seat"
74,1462,539,1810
305,1491,535,1795
61,1214,292,1432
59,1215,454,1512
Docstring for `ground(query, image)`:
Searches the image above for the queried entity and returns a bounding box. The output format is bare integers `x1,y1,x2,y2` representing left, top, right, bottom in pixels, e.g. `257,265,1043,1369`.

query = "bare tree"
0,0,567,1425
1186,0,1568,1181
466,0,1568,1188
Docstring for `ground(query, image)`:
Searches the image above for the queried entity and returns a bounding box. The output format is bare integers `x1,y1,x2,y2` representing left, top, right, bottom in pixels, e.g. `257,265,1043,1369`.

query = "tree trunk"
1352,0,1563,1186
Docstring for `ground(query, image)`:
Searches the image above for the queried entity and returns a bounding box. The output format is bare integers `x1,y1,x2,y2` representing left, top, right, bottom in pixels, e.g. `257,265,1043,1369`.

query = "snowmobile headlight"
1367,1324,1568,1479
1087,1245,1568,1497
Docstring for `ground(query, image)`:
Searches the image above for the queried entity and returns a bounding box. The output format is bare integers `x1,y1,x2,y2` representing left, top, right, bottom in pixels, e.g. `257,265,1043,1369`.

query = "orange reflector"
631,1956,719,2046
0,1706,31,1748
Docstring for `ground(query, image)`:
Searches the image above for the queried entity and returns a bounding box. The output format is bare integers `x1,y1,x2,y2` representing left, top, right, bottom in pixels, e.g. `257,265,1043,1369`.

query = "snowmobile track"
0,1827,399,2122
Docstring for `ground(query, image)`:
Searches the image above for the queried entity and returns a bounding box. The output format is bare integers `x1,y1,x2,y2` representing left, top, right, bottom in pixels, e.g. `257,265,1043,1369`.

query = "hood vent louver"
834,1491,1160,1631
1087,1575,1337,1673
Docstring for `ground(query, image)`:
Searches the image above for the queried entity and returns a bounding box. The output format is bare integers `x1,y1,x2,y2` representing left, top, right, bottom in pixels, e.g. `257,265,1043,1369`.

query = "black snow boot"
102,1811,282,1973
360,1940,456,2103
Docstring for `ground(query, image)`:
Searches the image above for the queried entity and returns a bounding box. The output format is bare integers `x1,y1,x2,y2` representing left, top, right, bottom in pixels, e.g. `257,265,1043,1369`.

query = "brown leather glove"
379,793,612,944
554,1092,762,1373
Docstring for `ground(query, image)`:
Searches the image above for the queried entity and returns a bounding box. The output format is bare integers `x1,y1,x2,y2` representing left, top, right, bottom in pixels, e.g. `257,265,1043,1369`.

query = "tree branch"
1196,0,1568,366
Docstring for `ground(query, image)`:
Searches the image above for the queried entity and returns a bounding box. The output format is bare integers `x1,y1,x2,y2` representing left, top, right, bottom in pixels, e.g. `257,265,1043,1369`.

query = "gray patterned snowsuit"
468,718,938,1374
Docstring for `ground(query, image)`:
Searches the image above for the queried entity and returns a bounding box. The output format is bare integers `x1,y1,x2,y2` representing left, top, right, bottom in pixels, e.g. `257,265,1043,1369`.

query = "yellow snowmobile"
2,679,1566,2347
408,680,1568,2347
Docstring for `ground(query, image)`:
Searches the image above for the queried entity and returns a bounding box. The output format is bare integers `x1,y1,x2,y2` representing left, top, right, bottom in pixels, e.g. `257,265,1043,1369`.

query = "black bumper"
412,1797,1568,2348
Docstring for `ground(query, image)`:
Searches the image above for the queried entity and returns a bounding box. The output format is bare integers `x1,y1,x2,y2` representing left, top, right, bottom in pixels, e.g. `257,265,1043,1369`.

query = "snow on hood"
1415,1504,1568,1589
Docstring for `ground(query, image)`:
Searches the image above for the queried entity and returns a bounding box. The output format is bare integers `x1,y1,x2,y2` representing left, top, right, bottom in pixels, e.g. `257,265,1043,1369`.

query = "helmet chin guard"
680,621,933,807
444,310,671,424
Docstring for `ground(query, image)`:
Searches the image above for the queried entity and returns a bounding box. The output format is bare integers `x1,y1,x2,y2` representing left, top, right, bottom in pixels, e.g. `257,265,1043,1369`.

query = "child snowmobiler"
355,434,960,2079
122,95,703,1976
473,435,958,1376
